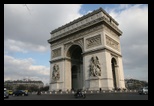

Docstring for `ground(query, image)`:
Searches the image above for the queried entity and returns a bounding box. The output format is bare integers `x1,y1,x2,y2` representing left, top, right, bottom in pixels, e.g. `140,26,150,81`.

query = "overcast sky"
4,4,148,85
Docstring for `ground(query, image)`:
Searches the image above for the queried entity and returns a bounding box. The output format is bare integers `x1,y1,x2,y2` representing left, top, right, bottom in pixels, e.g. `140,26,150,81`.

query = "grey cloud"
109,4,148,81
4,4,82,84
4,55,50,84
4,4,82,52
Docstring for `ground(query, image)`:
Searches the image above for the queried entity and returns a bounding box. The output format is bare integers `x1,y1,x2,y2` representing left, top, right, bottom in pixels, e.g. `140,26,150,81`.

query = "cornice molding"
50,57,71,63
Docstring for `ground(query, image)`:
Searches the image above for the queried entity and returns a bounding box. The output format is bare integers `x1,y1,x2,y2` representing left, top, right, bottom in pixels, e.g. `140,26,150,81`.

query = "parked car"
4,90,9,99
12,90,28,96
138,86,148,95
7,90,13,95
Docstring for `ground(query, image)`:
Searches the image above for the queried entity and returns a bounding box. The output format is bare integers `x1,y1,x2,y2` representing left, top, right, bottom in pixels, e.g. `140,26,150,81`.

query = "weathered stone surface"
48,7,125,91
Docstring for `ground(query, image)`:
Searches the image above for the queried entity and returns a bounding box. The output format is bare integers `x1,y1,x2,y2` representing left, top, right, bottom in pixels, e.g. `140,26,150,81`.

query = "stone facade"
48,7,125,91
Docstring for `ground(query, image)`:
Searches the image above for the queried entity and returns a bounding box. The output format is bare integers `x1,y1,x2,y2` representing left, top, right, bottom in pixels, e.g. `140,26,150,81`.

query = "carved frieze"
52,48,61,58
86,34,101,49
106,35,119,51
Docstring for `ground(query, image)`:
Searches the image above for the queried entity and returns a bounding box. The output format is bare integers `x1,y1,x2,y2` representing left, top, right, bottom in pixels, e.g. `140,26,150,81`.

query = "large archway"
111,58,117,89
48,8,126,91
67,45,83,91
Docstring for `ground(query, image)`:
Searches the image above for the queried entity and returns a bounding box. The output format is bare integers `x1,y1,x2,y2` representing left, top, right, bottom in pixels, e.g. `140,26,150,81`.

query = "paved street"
4,92,148,100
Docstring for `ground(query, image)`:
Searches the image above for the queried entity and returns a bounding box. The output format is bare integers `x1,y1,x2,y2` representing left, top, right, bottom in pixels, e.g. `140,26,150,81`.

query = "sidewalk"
30,90,138,95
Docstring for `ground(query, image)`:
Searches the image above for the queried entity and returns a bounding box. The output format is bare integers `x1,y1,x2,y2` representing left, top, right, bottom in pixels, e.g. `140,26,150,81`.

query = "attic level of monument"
51,8,118,33
48,8,122,44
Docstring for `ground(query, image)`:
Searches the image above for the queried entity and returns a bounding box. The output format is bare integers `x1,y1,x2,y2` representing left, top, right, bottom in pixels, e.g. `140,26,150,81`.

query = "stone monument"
48,7,125,91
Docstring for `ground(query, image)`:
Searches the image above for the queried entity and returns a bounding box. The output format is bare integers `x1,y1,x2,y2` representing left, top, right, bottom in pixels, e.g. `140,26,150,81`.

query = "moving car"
12,90,28,96
138,86,148,95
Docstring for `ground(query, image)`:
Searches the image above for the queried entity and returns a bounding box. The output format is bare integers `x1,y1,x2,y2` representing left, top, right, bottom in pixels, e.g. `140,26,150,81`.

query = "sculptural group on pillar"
89,55,101,77
52,64,60,81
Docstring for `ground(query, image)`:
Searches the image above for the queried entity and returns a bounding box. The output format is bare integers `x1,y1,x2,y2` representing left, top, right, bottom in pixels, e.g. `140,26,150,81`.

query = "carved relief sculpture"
89,56,101,77
106,35,119,51
86,34,101,49
52,64,60,81
52,48,61,58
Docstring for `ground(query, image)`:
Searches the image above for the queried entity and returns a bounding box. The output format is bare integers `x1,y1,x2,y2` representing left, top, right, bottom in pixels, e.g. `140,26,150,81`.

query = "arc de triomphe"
48,8,125,91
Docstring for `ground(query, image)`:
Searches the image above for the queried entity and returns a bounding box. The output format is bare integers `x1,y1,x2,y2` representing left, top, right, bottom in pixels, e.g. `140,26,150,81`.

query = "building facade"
48,8,125,91
4,80,44,91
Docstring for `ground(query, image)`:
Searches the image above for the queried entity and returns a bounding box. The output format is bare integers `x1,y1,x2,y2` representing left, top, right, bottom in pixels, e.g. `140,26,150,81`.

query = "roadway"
4,92,148,100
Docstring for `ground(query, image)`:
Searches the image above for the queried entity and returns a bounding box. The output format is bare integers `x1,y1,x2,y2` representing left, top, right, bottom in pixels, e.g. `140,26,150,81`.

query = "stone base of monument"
49,81,63,91
86,77,114,91
88,77,101,90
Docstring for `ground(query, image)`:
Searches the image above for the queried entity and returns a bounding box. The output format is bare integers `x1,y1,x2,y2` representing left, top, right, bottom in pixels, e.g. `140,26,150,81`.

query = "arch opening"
67,45,83,91
111,58,117,89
